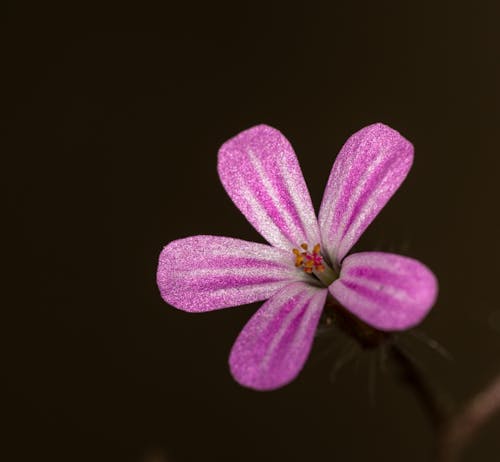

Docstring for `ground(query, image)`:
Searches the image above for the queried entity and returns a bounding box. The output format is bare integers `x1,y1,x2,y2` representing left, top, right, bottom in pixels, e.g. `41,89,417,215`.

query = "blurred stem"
390,343,500,461
325,300,500,460
437,372,500,462
389,342,453,430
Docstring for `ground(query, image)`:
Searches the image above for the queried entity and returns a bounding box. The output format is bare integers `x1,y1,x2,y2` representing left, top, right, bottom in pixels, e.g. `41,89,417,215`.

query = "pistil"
292,243,337,286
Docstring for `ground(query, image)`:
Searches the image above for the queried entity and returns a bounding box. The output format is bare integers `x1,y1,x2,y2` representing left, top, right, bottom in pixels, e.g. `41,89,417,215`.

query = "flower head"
157,123,438,391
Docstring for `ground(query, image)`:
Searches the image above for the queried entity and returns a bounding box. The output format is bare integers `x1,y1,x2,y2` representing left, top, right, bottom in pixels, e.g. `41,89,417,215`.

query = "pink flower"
157,123,438,390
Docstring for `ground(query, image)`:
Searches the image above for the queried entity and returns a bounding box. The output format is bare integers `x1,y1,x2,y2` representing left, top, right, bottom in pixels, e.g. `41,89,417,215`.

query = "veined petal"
229,282,327,390
218,125,320,250
330,252,438,331
318,123,413,265
157,235,305,312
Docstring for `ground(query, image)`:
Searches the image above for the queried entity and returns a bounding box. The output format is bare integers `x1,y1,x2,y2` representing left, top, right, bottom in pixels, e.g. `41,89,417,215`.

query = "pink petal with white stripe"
157,235,305,312
318,123,413,265
330,252,438,331
218,125,320,250
229,282,327,390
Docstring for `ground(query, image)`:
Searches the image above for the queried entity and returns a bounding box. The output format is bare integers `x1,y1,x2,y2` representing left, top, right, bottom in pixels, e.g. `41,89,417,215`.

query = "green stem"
314,265,338,286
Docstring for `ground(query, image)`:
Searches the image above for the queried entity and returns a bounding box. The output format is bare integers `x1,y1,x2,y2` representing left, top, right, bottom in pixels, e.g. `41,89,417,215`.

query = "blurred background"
4,1,499,461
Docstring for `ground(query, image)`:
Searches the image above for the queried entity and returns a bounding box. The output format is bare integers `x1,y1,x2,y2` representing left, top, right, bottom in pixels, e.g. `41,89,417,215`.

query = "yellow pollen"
292,243,325,274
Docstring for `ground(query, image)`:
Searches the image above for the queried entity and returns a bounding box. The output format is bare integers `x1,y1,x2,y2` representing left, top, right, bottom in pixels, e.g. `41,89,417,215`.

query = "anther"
292,243,326,274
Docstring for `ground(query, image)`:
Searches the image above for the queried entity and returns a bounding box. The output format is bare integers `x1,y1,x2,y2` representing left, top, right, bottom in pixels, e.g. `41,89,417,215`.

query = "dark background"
5,1,500,461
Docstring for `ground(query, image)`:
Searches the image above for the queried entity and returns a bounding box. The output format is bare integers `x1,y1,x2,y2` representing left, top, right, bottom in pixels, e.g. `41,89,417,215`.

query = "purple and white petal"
318,123,413,265
218,125,320,250
157,235,306,312
330,252,438,331
229,282,327,391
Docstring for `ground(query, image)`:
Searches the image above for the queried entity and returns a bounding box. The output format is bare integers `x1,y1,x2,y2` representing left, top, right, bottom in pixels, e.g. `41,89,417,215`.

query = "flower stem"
437,372,500,462
322,299,500,460
389,342,453,429
390,343,500,461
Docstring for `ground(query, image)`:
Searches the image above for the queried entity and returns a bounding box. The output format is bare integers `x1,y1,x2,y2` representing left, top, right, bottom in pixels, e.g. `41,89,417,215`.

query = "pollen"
292,243,325,274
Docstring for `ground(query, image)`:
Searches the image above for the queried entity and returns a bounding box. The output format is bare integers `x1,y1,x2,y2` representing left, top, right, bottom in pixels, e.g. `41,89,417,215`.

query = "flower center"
292,243,338,286
293,243,325,273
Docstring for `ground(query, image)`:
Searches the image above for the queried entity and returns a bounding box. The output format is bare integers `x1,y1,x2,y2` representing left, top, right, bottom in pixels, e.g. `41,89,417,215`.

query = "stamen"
293,242,326,274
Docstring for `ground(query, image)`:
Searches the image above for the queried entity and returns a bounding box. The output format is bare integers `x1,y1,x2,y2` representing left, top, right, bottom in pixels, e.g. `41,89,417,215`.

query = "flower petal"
229,282,327,390
318,123,413,265
157,235,306,312
330,252,438,331
218,125,320,250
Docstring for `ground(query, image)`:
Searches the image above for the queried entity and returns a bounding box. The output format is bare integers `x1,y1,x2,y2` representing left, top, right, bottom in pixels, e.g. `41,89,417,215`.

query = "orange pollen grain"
292,243,325,274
